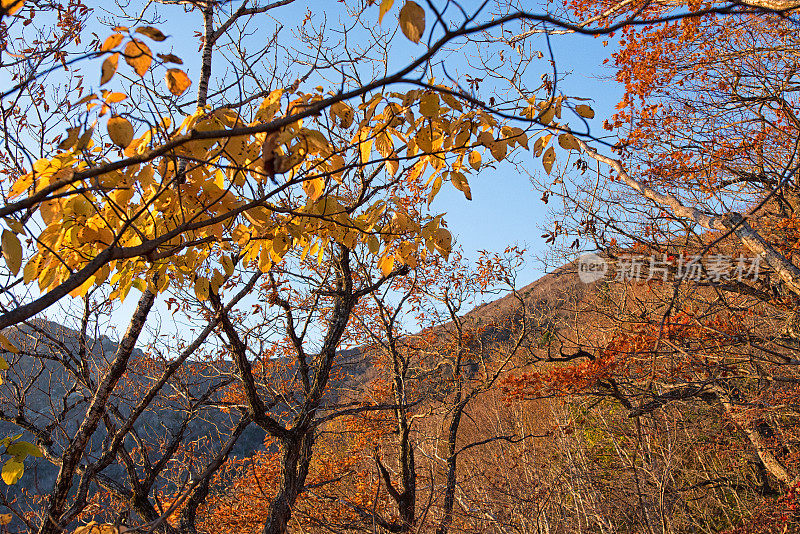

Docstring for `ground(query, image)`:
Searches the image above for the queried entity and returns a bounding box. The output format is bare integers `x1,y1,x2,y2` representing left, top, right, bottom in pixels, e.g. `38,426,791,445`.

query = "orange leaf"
101,34,124,52
165,69,191,96
124,39,152,77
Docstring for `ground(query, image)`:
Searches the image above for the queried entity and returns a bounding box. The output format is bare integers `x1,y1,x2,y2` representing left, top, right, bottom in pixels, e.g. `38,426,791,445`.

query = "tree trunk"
262,429,315,534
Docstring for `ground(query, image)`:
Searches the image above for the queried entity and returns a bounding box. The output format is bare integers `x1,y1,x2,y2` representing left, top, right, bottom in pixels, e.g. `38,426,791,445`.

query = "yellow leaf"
222,255,235,277
101,34,124,52
2,459,23,485
303,177,325,201
7,440,41,458
378,0,394,23
538,105,555,125
331,103,354,129
4,218,23,236
0,334,17,354
468,150,481,170
440,91,463,111
135,26,167,41
358,131,373,164
2,230,21,276
576,104,595,119
194,278,209,302
428,174,442,205
1,0,24,15
100,53,119,86
378,254,395,276
107,116,134,148
386,156,399,176
450,172,471,200
399,1,425,44
542,145,556,174
124,39,152,77
367,235,380,255
433,227,451,259
0,513,11,525
533,134,551,157
165,68,191,96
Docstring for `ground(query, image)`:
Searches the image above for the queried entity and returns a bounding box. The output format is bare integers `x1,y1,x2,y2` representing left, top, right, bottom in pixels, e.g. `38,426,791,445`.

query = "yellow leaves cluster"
0,434,42,486
98,26,190,100
11,78,540,304
528,101,595,174
73,523,128,534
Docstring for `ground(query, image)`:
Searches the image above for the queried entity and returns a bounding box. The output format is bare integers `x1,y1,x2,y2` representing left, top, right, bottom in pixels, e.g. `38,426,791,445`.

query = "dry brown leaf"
135,26,167,41
157,53,183,65
58,127,80,150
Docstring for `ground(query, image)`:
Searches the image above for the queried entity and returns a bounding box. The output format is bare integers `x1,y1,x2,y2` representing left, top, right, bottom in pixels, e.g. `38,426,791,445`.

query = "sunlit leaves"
165,68,191,96
558,133,580,151
194,277,209,301
399,1,425,44
468,150,482,170
7,441,41,459
450,171,472,200
73,523,123,534
1,459,22,485
0,334,18,354
58,127,80,150
16,76,528,304
0,435,40,486
101,34,124,52
124,39,152,77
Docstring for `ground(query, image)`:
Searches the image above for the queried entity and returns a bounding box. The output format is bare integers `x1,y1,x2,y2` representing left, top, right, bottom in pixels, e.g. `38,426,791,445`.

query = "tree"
201,246,540,534
1,0,792,532
512,0,800,530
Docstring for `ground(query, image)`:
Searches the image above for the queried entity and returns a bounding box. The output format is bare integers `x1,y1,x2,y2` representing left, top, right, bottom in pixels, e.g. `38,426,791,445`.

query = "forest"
0,0,799,532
